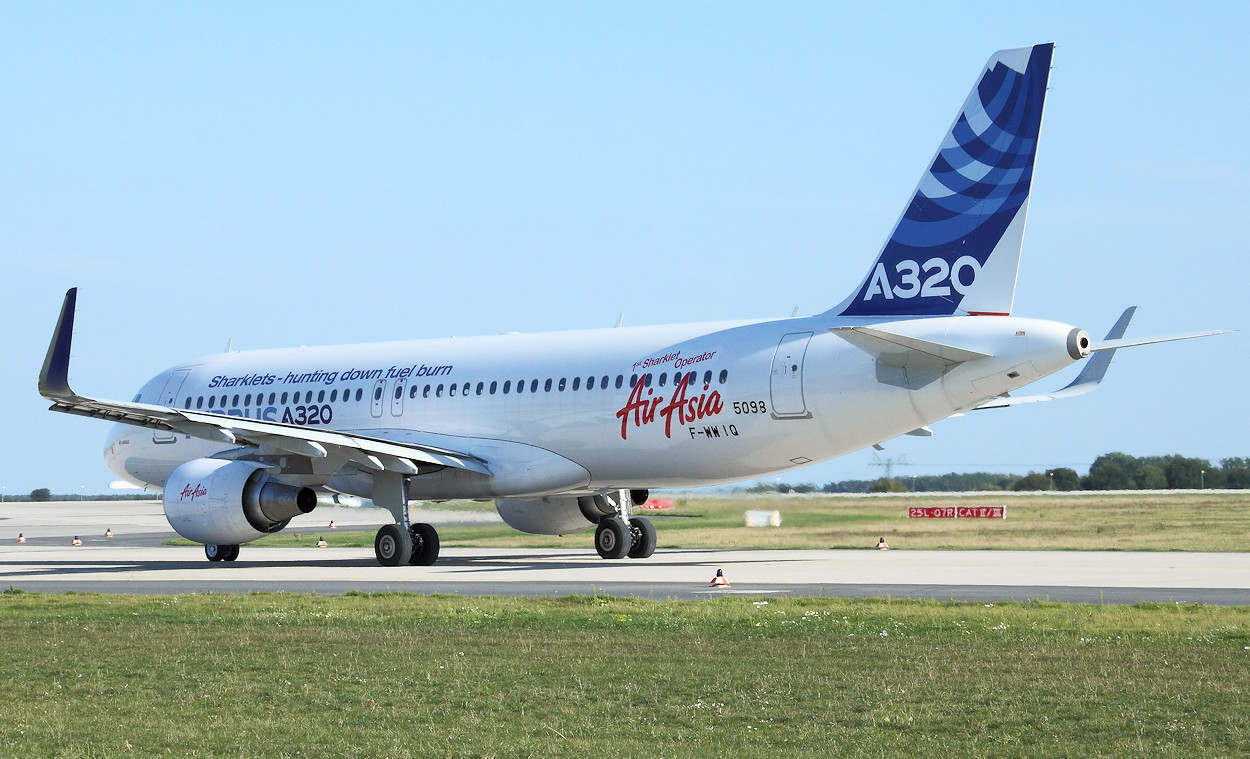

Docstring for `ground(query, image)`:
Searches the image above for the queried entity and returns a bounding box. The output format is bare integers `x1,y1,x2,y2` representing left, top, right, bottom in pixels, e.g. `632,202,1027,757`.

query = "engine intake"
163,459,316,545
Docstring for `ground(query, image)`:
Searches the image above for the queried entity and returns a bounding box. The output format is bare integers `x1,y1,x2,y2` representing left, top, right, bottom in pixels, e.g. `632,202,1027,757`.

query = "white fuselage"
105,313,1082,499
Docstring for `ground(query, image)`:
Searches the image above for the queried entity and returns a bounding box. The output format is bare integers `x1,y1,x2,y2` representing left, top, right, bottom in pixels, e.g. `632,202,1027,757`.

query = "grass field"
1,592,1246,758
247,491,1250,552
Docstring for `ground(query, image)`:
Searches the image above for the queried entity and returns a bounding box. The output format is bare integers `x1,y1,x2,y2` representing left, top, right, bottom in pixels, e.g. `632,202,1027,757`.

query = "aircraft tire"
375,524,412,566
205,544,225,562
595,516,630,560
223,544,240,562
627,517,657,559
409,523,440,566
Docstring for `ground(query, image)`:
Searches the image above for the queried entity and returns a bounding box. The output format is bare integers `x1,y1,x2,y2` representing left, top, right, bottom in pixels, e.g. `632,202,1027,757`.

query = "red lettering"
179,483,208,502
617,373,725,440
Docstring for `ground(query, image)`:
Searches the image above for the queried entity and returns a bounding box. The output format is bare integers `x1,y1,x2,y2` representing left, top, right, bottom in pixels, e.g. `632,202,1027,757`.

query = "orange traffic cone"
16,533,25,543
317,537,328,548
710,568,729,587
72,536,82,546
104,528,114,538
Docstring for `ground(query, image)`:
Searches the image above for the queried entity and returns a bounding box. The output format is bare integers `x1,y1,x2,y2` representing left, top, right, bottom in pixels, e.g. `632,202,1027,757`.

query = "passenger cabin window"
572,377,580,391
355,388,363,401
558,378,566,391
410,385,419,399
658,373,667,387
437,384,444,397
719,369,728,384
318,390,325,403
476,382,484,395
544,378,552,392
208,396,215,409
331,389,338,402
462,382,470,396
616,375,624,389
629,374,638,388
530,379,538,393
503,380,512,394
490,381,497,394
184,398,192,409
280,392,289,404
450,384,457,397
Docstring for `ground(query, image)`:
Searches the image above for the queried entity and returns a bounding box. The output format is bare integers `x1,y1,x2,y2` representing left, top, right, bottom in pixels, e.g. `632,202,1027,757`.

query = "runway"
4,501,1249,604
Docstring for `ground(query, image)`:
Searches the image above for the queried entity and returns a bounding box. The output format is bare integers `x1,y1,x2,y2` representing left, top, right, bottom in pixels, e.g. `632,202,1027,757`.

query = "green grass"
231,491,1250,552
1,592,1247,757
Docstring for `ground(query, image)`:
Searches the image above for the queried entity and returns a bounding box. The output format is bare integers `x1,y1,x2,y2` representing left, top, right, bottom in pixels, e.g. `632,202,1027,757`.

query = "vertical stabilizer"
830,43,1054,318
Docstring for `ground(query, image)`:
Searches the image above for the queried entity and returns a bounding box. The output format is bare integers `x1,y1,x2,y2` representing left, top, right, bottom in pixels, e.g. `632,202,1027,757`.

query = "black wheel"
595,516,630,559
627,517,657,559
223,545,240,562
375,524,412,566
205,544,225,562
409,523,440,566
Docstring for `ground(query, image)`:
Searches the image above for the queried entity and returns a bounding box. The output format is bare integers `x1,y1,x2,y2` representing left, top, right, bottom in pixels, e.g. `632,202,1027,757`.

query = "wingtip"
38,288,79,400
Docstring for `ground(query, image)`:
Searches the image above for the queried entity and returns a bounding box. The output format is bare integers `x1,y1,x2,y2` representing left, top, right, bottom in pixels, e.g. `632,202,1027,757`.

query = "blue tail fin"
831,44,1054,318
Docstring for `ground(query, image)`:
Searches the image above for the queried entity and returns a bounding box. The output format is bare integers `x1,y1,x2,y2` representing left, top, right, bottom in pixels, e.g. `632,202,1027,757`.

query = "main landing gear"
371,471,441,567
205,543,239,562
594,515,656,560
374,522,441,567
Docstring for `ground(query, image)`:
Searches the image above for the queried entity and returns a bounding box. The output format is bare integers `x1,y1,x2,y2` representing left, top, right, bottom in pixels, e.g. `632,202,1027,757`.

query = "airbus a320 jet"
40,43,1223,566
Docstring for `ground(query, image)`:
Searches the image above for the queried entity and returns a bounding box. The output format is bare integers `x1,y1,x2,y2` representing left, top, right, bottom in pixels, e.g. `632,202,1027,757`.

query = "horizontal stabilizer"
1090,329,1232,352
831,326,992,369
976,308,1230,410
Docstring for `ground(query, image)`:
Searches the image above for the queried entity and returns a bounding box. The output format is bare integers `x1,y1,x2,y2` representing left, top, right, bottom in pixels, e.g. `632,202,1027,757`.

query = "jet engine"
163,459,316,545
495,496,599,535
495,491,643,535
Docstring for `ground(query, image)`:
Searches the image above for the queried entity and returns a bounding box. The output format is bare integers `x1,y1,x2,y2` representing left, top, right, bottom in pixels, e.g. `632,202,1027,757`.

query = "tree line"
749,454,1250,494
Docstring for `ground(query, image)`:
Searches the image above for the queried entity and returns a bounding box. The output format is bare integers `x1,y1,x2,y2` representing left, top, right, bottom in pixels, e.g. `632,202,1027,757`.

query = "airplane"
39,43,1225,566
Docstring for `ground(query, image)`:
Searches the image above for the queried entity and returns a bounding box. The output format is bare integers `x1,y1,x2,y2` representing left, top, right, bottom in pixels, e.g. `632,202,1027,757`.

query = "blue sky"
2,3,1246,494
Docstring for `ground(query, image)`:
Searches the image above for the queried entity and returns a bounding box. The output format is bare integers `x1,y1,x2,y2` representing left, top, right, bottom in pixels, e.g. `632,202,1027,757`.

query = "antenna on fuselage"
224,338,232,352
614,312,624,328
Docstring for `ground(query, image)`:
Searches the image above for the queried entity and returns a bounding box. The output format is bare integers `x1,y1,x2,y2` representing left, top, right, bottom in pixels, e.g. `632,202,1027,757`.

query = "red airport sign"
908,506,1006,519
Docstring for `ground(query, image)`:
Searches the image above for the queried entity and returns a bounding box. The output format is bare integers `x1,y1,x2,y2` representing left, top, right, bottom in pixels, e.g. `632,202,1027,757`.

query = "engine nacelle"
163,459,316,545
495,496,597,535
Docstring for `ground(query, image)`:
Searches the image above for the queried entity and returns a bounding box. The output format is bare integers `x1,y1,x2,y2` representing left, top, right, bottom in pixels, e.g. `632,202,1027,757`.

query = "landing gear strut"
205,543,239,562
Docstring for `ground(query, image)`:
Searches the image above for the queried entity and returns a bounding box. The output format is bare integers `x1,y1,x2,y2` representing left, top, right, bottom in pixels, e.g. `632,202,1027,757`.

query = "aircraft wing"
39,289,491,477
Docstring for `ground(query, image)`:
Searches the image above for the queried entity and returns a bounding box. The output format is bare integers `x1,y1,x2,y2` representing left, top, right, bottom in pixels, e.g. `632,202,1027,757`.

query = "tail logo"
837,44,1054,317
864,255,981,301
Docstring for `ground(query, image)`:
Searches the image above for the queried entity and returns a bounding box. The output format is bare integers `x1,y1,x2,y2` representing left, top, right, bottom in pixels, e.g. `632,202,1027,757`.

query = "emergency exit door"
769,332,813,419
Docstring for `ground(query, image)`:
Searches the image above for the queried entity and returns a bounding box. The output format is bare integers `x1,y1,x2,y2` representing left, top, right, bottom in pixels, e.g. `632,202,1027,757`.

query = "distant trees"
29,488,51,502
758,453,1247,494
868,478,910,493
1082,453,1224,490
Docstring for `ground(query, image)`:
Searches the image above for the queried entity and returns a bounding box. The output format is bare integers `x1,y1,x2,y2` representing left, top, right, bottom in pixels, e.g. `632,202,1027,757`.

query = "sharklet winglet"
39,288,80,402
